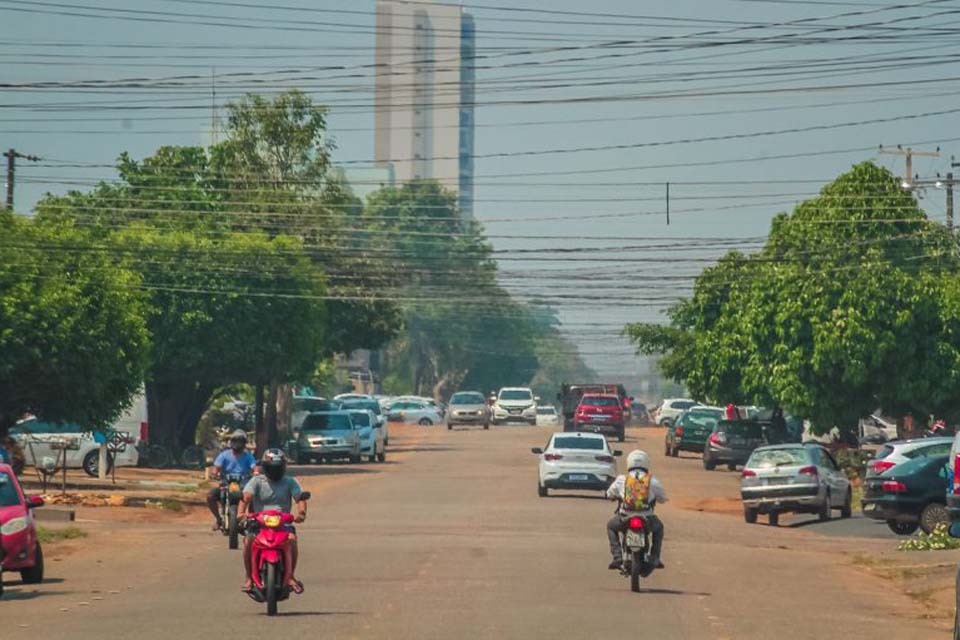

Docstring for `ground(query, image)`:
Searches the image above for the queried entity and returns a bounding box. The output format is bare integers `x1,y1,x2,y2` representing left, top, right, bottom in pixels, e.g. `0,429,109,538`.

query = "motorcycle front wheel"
227,505,239,550
265,562,279,616
630,551,642,592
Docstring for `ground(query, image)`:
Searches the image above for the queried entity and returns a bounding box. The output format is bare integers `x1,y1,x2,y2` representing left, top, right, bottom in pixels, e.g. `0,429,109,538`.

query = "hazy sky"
3,0,958,382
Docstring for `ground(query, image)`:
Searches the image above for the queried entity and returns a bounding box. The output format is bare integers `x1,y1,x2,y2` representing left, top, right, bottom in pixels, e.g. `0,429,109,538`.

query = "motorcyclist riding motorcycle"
206,430,257,530
605,449,667,570
239,449,307,594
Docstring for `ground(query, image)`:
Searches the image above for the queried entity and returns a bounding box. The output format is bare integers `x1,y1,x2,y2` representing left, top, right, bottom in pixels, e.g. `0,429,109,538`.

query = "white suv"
492,387,539,426
654,398,700,427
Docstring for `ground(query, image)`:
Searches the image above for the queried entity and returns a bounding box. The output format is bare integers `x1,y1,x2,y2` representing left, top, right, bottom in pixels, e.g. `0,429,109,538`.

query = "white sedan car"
531,432,621,497
536,405,561,427
388,399,444,426
345,409,386,463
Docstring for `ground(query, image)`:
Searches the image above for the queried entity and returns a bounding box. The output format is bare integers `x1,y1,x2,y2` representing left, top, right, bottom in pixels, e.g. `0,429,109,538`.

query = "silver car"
866,437,953,478
447,391,491,430
294,411,361,464
741,444,852,526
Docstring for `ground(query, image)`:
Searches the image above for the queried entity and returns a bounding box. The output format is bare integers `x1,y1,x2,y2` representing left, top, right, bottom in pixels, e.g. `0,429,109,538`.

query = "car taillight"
544,453,563,461
871,460,896,475
742,469,756,477
709,432,726,445
628,517,644,530
674,426,683,437
595,455,614,463
139,421,148,443
881,480,907,493
798,465,818,477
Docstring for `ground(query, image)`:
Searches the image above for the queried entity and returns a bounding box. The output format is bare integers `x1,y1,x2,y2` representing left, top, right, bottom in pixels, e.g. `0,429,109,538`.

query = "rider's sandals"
289,579,304,594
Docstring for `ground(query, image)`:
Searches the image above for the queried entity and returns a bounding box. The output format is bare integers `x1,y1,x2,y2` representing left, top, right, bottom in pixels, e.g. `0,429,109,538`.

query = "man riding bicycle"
206,430,257,531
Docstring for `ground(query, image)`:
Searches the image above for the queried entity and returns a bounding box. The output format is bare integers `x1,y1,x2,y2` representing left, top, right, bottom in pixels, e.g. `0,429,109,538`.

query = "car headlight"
1,516,28,535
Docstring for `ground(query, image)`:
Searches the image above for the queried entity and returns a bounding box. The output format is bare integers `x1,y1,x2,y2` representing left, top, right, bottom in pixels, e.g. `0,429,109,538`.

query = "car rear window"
341,400,381,415
885,454,949,476
748,448,810,468
581,396,619,407
671,400,697,410
717,421,763,438
904,442,953,458
875,444,895,460
553,437,606,451
0,472,20,507
537,407,556,415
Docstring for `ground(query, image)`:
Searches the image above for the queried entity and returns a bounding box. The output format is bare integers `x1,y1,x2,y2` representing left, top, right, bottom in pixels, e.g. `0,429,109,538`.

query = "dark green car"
665,407,724,457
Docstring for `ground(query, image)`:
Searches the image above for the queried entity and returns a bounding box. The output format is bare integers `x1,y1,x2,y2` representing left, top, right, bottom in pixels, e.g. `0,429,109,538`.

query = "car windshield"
393,402,421,410
748,448,810,468
500,390,532,401
341,400,381,415
301,413,352,431
552,437,605,450
0,472,20,507
671,400,697,410
349,413,371,427
581,396,618,407
683,410,722,427
537,407,556,415
292,397,340,413
451,392,485,405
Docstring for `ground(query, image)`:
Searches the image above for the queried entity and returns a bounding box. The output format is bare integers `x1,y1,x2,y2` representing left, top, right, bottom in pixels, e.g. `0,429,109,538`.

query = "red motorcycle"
245,493,310,616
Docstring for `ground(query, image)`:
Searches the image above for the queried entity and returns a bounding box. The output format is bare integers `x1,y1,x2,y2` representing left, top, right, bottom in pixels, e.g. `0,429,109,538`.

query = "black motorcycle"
218,473,245,550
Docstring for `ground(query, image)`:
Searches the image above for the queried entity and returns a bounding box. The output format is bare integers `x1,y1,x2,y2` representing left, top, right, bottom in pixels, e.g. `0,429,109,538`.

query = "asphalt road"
2,424,944,639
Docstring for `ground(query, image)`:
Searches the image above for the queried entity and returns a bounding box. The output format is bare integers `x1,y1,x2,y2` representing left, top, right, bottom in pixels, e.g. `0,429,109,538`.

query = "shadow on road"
291,466,382,478
635,587,710,596
0,588,71,600
543,493,606,501
276,610,359,618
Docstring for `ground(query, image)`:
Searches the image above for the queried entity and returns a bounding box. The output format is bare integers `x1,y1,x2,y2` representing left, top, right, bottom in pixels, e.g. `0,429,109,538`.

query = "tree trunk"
146,380,216,451
254,384,267,455
266,381,279,449
275,383,292,443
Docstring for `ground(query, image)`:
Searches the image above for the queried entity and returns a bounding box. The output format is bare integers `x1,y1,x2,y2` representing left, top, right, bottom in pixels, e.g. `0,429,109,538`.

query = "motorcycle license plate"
625,530,645,548
569,474,589,481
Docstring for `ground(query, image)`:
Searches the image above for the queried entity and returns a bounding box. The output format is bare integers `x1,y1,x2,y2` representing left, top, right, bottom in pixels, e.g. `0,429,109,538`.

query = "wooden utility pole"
879,144,940,189
4,148,40,210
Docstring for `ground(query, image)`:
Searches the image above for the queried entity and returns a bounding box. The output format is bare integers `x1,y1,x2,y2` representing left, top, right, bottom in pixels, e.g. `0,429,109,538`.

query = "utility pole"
4,148,41,210
879,144,940,189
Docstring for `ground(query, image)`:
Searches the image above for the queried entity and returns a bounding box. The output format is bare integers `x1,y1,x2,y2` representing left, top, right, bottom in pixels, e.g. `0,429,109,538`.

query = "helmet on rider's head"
626,449,651,472
229,429,248,451
260,448,287,482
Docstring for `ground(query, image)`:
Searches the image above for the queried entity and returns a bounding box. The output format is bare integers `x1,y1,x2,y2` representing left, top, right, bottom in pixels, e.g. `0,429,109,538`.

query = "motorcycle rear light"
628,517,644,530
881,480,907,493
741,469,756,477
872,460,896,475
544,453,563,461
595,455,614,463
798,465,818,477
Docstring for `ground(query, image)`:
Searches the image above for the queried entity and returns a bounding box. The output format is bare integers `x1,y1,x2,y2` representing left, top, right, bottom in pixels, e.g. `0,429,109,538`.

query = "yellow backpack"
623,471,652,511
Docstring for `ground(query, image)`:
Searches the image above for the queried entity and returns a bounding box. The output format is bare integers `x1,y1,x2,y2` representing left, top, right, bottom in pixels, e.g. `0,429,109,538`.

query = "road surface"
2,424,944,638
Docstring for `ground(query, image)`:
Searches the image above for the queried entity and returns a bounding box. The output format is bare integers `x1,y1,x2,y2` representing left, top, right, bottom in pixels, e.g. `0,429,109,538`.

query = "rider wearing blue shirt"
207,430,257,530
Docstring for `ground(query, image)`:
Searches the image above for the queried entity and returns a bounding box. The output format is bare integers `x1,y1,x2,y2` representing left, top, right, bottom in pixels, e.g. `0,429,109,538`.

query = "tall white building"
374,0,475,217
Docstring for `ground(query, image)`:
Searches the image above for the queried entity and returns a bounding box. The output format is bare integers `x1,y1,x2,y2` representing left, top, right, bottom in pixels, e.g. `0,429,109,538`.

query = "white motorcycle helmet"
626,449,651,472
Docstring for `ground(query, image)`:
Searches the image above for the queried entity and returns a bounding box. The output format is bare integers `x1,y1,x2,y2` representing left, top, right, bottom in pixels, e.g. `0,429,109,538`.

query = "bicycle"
137,441,206,470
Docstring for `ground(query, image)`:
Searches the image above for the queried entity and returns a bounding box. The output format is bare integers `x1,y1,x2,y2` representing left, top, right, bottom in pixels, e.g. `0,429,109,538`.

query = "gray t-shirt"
243,475,302,513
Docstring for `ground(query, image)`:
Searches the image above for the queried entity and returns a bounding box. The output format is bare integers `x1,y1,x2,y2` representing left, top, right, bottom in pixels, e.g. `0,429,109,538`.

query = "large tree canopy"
627,162,960,434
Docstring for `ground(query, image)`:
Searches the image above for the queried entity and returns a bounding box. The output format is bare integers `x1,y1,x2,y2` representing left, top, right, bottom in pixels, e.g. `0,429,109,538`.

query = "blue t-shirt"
214,449,257,481
0,447,9,464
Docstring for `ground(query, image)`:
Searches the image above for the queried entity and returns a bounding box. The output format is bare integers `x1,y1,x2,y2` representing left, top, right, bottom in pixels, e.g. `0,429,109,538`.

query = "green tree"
0,212,148,436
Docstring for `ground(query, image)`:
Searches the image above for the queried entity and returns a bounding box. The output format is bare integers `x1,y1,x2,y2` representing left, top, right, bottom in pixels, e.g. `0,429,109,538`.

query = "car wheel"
377,449,386,463
703,456,716,471
349,453,361,464
920,502,950,535
82,449,114,478
418,418,433,426
662,419,673,429
538,483,548,497
819,491,832,522
617,429,625,443
727,463,737,471
841,489,853,519
744,506,758,524
483,423,489,430
769,511,779,527
664,441,671,456
368,445,377,463
20,543,44,584
887,520,920,535
448,422,453,430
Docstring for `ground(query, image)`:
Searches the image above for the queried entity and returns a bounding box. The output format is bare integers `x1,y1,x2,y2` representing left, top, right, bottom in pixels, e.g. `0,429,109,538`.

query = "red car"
0,463,44,595
573,394,626,442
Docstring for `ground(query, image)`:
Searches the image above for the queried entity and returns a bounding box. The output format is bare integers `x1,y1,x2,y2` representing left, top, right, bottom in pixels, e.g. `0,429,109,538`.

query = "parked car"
388,400,444,426
572,393,626,442
9,417,139,478
664,407,724,457
531,432,621,497
291,396,341,431
340,397,389,446
345,409,386,463
866,437,953,478
863,454,949,535
703,419,765,471
447,391,491,430
947,430,960,526
741,444,852,526
630,401,651,425
0,463,44,591
653,399,700,427
536,405,561,427
492,387,538,426
292,412,361,464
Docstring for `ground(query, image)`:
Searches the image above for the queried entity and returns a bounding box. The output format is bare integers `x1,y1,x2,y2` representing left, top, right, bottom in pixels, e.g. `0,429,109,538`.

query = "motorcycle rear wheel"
630,551,642,592
227,505,239,550
265,563,278,616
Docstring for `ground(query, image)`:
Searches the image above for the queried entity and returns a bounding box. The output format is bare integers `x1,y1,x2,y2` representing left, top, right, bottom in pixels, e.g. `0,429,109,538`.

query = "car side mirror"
299,492,312,501
531,447,543,454
613,450,623,456
27,496,44,508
